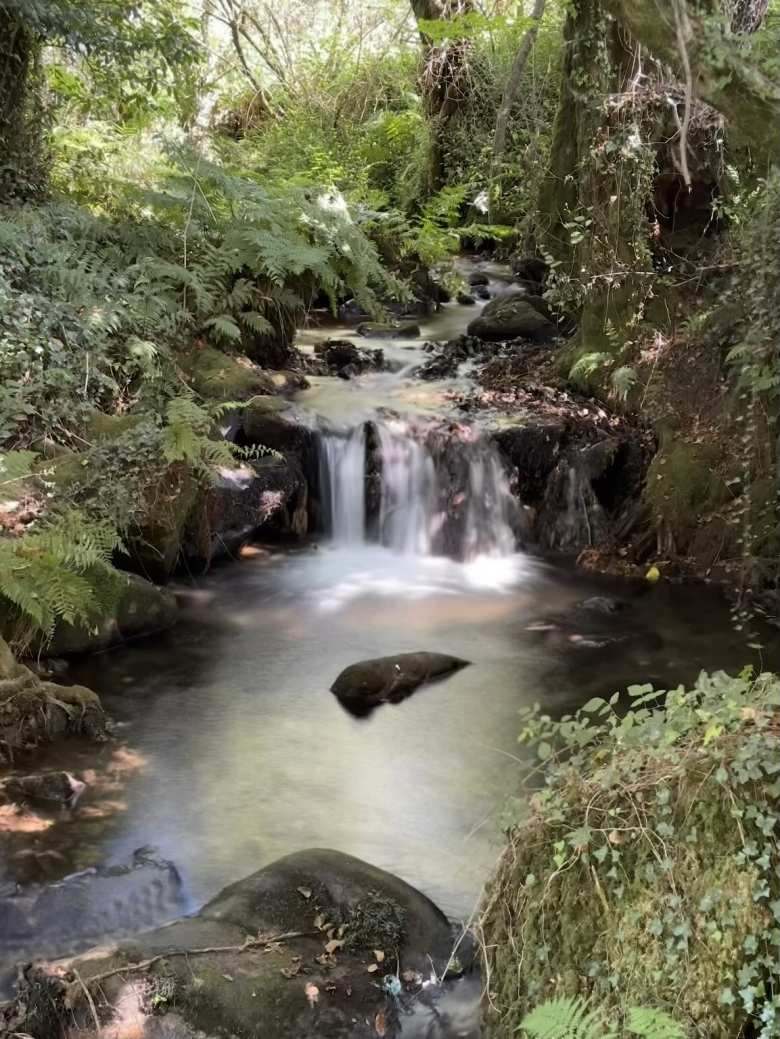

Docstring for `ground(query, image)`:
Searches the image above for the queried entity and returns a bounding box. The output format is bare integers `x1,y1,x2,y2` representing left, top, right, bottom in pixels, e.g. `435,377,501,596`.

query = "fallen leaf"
324,939,344,955
375,1010,387,1036
373,950,385,963
222,974,234,982
313,913,325,930
305,983,319,1006
367,964,379,973
297,886,312,900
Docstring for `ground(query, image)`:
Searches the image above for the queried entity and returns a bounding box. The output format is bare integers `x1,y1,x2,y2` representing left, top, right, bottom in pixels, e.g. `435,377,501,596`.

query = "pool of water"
12,546,762,927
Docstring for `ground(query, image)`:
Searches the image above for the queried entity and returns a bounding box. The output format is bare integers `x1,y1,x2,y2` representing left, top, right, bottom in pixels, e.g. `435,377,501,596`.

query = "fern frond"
626,1007,686,1039
520,997,613,1039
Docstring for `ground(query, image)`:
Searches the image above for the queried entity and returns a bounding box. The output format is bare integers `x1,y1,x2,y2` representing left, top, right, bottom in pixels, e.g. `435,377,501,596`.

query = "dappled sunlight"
0,803,54,833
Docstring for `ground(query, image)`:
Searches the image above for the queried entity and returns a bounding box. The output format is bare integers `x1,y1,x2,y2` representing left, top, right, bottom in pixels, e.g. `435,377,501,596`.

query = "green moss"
645,437,723,551
180,345,274,401
86,412,144,441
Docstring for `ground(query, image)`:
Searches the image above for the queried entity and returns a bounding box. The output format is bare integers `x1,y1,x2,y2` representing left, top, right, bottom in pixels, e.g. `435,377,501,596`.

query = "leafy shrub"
481,670,780,1039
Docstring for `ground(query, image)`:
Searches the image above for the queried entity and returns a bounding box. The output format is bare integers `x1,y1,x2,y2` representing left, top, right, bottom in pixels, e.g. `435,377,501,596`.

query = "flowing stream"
0,263,769,1025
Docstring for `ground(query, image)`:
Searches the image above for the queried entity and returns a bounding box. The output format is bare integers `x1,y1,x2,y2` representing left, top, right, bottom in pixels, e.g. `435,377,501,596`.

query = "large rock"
45,574,177,656
3,850,466,1039
467,294,557,343
2,771,86,807
184,457,309,568
180,345,308,402
331,652,470,714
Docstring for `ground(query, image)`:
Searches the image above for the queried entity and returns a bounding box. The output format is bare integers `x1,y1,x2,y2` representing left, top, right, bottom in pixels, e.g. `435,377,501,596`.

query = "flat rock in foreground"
3,849,469,1039
331,652,471,713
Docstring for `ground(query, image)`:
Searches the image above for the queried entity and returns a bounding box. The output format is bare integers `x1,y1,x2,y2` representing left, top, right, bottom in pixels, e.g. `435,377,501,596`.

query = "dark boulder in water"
467,294,557,343
3,849,471,1039
331,651,470,714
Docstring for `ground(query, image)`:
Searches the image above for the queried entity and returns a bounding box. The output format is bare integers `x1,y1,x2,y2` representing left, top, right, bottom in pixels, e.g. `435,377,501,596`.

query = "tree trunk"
0,7,44,201
602,0,780,163
488,0,546,222
410,0,475,194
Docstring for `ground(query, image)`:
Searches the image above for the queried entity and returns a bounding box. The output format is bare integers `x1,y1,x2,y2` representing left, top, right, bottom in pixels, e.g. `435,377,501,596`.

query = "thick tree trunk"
488,0,546,222
602,0,780,162
0,7,44,201
411,0,475,193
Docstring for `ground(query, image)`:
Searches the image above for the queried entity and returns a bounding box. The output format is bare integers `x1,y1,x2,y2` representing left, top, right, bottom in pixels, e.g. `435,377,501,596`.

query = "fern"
0,509,124,643
519,1000,685,1039
626,1008,685,1039
520,997,613,1039
569,352,610,387
610,365,638,402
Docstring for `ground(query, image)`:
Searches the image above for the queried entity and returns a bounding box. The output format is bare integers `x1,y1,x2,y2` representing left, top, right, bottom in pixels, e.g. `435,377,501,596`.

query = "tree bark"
602,0,780,163
488,0,546,221
0,7,45,201
410,0,475,194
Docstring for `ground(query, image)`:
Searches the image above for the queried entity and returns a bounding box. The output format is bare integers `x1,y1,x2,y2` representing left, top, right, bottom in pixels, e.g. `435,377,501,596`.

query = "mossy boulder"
43,574,177,657
180,345,307,402
5,849,462,1039
0,637,107,759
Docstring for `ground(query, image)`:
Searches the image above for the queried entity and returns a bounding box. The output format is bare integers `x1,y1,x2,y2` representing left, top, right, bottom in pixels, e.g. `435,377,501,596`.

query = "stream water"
0,262,771,1025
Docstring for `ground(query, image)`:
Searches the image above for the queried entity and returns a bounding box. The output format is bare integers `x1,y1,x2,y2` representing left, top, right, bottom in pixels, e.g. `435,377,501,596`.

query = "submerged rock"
467,294,557,343
356,321,421,339
3,849,468,1039
2,771,86,807
0,848,186,993
331,652,470,714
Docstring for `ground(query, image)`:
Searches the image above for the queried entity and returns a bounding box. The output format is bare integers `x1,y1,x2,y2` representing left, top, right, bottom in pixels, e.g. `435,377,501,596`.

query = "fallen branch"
80,930,312,988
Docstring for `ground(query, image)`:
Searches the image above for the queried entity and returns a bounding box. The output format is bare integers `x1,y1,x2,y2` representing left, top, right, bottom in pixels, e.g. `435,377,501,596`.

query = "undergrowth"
480,670,780,1039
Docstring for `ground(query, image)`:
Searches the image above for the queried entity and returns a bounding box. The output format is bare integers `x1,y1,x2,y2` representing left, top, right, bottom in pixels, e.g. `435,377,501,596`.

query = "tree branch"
603,0,780,163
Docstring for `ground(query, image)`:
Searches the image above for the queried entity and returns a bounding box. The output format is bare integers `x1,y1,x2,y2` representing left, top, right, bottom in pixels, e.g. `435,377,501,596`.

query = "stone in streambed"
467,293,557,343
5,849,465,1039
457,292,476,305
468,271,489,286
2,771,86,807
331,651,470,712
356,321,421,339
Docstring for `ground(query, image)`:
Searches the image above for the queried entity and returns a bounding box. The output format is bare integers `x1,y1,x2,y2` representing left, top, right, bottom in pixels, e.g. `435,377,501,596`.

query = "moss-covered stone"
645,437,723,553
179,345,307,402
0,637,107,758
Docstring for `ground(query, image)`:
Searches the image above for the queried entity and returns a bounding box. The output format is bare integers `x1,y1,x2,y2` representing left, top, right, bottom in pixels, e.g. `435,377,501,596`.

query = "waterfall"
318,419,520,560
319,425,367,543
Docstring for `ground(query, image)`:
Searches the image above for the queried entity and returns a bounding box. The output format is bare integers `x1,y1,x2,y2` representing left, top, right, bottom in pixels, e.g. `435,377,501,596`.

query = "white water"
318,417,520,563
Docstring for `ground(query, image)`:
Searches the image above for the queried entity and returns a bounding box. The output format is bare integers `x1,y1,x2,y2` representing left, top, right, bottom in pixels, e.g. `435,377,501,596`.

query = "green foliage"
519,998,686,1039
0,506,124,642
482,670,780,1039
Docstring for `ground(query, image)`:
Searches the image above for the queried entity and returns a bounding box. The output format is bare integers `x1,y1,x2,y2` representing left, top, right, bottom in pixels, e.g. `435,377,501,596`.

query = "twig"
71,968,101,1034
83,931,310,987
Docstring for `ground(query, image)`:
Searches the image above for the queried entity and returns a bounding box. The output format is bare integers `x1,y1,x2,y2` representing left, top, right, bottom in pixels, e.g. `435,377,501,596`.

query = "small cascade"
317,418,521,560
318,425,367,543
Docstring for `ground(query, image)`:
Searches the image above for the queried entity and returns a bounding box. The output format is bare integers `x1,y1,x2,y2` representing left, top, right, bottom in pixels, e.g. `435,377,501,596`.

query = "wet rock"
457,292,476,305
511,254,548,287
185,457,309,568
356,321,421,339
474,285,491,300
2,771,86,807
45,574,177,656
578,596,626,615
467,294,557,343
316,339,385,377
331,652,470,714
4,850,467,1039
0,848,186,992
467,271,489,286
